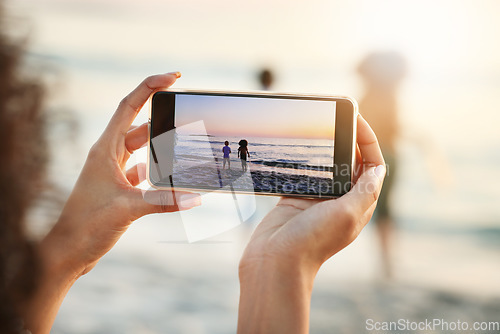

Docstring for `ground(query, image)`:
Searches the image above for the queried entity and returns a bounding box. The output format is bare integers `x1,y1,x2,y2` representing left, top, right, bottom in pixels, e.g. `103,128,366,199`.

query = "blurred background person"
257,68,274,90
357,51,407,279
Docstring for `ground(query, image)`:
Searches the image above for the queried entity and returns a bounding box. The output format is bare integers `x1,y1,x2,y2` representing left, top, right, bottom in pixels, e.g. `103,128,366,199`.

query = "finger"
106,72,180,135
300,116,384,225
357,115,385,168
130,188,201,218
126,163,147,186
337,164,385,217
125,123,148,153
284,117,384,230
353,145,363,182
128,124,139,132
361,201,378,226
277,197,323,211
303,165,385,234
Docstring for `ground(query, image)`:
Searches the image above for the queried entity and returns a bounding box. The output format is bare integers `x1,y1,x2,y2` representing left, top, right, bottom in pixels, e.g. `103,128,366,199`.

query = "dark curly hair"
0,2,47,332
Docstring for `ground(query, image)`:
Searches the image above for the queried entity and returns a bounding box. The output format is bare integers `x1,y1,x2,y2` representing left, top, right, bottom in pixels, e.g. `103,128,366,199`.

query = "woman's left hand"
42,73,201,278
25,73,202,334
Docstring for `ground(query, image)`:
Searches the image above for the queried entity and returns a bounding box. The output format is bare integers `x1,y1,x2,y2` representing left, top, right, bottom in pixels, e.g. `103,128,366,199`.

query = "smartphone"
147,90,357,198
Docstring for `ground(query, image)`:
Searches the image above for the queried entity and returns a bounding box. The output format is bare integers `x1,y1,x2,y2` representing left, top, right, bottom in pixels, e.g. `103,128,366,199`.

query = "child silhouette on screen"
238,139,250,171
222,141,231,169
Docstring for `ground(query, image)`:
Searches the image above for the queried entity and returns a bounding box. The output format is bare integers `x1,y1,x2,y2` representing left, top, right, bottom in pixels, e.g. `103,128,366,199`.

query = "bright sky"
175,94,335,139
7,0,500,146
11,0,500,74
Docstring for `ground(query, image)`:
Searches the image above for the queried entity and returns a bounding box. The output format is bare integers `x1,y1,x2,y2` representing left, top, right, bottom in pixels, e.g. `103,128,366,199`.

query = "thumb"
338,164,386,214
307,164,385,235
290,165,386,262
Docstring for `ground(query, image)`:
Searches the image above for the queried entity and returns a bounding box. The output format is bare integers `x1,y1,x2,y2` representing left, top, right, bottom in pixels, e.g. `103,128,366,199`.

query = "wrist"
238,256,317,334
22,226,81,334
239,253,318,285
239,241,323,282
39,221,86,282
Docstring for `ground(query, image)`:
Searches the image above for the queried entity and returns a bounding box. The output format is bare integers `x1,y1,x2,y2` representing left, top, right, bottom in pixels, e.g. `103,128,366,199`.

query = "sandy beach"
51,217,500,334
171,159,335,196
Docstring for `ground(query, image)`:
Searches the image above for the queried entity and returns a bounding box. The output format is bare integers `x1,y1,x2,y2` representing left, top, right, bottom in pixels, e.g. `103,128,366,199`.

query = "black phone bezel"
149,90,356,198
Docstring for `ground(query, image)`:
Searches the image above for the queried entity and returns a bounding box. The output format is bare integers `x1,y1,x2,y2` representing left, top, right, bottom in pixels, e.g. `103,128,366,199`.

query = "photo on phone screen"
149,92,355,198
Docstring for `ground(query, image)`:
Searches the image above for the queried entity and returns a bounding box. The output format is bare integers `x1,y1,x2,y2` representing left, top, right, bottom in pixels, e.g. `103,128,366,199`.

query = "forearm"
237,258,316,334
22,230,81,334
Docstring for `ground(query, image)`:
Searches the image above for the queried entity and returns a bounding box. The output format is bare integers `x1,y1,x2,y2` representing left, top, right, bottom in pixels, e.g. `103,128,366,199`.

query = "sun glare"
356,0,474,75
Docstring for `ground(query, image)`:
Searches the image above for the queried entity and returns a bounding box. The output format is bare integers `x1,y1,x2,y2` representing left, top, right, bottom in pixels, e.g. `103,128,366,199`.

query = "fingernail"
167,71,181,79
374,164,386,180
178,193,201,209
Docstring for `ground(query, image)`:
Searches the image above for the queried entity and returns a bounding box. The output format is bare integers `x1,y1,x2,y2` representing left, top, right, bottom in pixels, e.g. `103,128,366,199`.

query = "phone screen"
150,92,353,198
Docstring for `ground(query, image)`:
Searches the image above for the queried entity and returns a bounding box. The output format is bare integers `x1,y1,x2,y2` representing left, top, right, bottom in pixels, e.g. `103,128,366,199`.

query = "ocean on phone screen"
172,134,335,194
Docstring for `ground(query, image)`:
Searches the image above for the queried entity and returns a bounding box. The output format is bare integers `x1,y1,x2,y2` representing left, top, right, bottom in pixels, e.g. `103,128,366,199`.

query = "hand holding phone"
237,115,386,333
47,74,201,277
25,73,202,334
